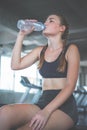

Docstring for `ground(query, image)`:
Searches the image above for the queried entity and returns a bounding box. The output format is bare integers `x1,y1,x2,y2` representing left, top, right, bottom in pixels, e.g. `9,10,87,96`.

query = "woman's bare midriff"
42,78,67,90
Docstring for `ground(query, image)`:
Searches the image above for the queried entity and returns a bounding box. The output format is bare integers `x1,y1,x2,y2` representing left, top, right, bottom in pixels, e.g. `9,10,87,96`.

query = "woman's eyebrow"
46,17,55,21
49,18,55,20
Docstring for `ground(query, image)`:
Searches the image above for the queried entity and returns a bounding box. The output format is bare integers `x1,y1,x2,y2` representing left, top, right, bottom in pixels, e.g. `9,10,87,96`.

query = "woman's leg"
44,109,74,130
17,109,74,130
0,104,40,130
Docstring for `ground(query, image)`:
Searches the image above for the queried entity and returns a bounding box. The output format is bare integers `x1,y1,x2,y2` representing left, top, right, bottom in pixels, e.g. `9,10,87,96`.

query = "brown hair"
38,13,69,72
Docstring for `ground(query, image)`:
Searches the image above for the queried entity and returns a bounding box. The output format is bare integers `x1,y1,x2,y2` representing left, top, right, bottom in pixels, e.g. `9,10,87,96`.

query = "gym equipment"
19,76,42,103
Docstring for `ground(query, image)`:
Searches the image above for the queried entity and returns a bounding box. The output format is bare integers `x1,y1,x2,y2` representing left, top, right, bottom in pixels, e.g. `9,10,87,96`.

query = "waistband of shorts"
42,89,74,98
43,89,62,94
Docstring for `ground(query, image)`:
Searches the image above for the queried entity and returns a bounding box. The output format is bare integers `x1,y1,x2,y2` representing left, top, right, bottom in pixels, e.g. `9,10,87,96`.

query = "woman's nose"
44,21,48,26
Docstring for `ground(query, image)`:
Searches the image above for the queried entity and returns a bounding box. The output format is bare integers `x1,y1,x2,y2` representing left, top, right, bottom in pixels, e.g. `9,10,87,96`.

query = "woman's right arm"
11,30,42,70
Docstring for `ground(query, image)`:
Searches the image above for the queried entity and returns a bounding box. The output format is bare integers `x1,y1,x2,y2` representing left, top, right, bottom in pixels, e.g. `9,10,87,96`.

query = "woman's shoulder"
33,45,44,53
33,45,47,59
37,45,47,53
66,43,79,53
37,44,47,54
65,43,80,60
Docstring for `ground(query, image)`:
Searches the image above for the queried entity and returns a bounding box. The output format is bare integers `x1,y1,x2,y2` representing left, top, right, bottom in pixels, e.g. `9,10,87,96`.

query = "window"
0,55,42,93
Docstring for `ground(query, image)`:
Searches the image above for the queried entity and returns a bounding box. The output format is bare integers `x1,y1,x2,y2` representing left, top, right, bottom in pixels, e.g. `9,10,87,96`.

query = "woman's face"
43,15,65,37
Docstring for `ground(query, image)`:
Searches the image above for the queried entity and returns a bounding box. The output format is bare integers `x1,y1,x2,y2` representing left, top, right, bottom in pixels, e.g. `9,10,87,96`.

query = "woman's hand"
18,19,38,36
29,109,51,130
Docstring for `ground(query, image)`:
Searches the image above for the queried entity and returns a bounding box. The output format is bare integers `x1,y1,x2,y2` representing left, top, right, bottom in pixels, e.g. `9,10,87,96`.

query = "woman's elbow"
11,63,20,70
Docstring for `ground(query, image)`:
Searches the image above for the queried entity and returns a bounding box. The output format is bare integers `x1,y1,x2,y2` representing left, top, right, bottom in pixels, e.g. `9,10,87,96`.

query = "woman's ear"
60,25,66,32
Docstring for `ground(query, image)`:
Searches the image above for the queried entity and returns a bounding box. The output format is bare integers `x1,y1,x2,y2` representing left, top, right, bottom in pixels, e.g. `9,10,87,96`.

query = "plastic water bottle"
17,20,45,31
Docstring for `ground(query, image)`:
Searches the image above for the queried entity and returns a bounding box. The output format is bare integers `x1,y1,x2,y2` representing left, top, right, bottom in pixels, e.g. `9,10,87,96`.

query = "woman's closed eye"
45,18,55,24
49,20,54,23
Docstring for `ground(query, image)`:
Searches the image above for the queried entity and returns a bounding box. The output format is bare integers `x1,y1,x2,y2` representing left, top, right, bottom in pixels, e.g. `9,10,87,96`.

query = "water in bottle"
17,20,45,31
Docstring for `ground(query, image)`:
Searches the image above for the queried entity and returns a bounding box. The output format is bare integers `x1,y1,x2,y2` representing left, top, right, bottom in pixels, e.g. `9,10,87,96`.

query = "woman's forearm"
11,32,25,70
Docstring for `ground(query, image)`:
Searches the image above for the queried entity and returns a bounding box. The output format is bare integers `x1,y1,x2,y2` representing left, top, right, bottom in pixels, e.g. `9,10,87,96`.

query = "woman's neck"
47,37,63,51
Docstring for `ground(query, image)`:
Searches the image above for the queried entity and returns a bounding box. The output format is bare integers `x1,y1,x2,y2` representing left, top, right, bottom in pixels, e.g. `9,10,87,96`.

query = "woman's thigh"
0,104,40,129
16,109,74,130
44,109,74,130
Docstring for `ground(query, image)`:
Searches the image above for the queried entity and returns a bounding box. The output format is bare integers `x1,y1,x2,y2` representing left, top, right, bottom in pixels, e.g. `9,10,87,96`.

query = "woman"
0,13,80,130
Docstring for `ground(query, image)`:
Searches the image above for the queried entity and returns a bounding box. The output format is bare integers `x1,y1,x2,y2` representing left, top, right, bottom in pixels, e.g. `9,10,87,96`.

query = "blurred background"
0,0,87,129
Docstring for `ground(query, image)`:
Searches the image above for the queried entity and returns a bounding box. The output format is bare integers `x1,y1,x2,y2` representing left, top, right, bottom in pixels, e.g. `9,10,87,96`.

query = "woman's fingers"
29,109,50,130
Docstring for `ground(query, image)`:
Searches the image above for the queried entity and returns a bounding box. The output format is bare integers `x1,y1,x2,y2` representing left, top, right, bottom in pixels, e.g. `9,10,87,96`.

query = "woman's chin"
42,31,51,37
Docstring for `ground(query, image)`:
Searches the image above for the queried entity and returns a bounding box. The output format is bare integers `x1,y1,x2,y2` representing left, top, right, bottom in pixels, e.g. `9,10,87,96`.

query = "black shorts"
35,89,78,125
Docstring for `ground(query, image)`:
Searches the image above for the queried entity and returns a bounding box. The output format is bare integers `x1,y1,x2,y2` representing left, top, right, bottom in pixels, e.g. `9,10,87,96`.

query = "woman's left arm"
44,44,80,114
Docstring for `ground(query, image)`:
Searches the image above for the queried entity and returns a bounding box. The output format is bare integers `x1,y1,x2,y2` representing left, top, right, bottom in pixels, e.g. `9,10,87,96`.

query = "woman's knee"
0,105,13,129
0,105,9,116
0,105,13,121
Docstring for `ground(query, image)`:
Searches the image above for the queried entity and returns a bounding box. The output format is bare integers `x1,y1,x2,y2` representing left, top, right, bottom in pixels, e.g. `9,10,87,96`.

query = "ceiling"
0,0,87,63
